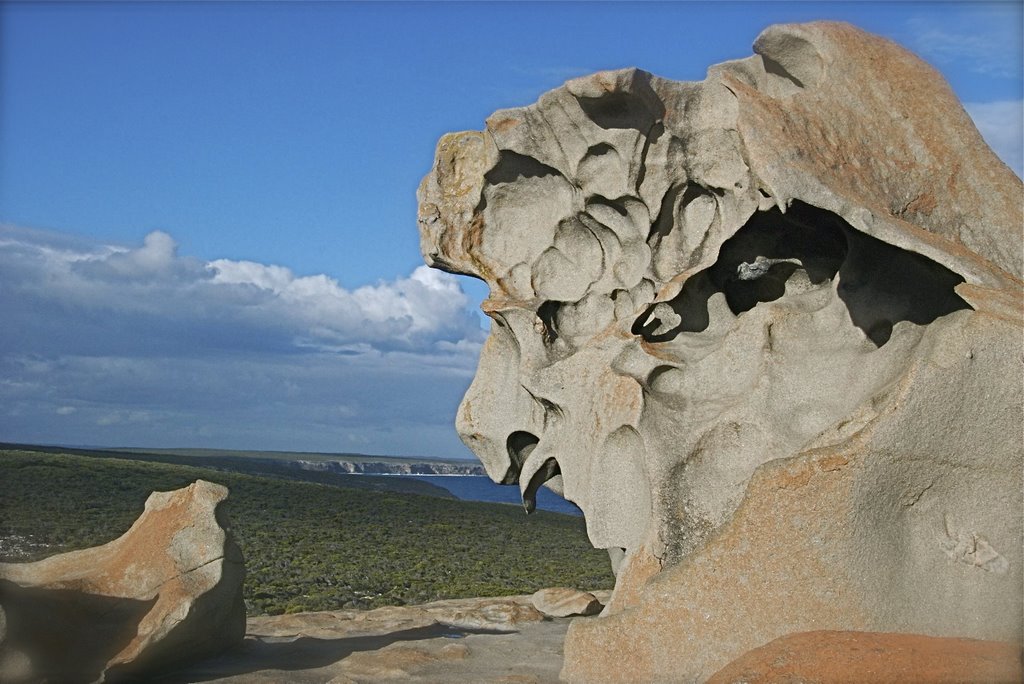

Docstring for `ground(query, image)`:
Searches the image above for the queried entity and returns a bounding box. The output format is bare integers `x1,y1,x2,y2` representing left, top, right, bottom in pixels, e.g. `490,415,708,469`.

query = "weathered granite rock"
329,641,470,682
706,630,1024,684
246,594,548,641
428,596,546,631
0,480,245,683
167,594,600,683
419,20,1023,683
530,588,602,618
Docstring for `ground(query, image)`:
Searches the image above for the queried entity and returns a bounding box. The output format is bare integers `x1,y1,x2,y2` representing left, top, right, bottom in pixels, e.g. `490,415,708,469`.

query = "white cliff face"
294,459,486,475
419,21,1023,682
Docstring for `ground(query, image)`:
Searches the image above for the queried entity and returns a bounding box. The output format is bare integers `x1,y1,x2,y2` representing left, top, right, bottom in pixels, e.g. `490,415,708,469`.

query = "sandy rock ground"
154,593,611,684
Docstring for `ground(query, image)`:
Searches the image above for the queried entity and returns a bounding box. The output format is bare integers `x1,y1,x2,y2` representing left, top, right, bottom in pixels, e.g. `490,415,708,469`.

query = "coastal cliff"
292,460,486,476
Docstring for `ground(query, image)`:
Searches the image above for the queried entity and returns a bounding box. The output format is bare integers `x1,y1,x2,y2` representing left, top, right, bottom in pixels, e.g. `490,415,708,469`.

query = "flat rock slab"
154,595,607,683
531,588,602,618
0,480,245,683
707,630,1024,684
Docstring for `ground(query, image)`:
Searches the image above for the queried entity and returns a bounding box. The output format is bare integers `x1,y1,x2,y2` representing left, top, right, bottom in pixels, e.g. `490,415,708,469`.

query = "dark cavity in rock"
504,431,539,485
633,201,971,346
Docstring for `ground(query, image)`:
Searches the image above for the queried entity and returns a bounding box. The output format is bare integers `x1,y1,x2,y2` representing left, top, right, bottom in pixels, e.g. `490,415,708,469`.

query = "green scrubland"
0,448,613,616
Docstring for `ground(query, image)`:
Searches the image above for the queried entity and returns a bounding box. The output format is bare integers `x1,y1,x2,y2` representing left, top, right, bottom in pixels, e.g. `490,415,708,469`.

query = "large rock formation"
418,20,1023,682
706,631,1023,684
0,480,245,683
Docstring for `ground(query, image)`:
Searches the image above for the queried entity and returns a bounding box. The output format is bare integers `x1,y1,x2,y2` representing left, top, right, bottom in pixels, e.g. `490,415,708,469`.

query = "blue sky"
1,2,1020,458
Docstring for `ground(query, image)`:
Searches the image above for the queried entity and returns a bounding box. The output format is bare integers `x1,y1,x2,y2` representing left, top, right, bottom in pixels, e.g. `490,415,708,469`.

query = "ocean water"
398,475,583,516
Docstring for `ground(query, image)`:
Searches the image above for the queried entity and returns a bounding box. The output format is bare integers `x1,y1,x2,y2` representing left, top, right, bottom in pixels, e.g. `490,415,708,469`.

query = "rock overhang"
418,20,1022,682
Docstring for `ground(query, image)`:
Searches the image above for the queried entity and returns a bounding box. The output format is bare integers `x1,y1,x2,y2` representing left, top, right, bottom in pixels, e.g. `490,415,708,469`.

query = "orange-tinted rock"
174,594,589,683
421,18,1023,684
530,587,602,618
601,544,661,615
0,480,245,682
425,596,546,630
333,641,470,681
707,630,1024,684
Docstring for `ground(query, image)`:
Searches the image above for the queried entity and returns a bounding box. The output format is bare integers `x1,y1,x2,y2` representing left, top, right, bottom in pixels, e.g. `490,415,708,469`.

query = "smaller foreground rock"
530,588,602,618
706,630,1024,684
0,480,245,683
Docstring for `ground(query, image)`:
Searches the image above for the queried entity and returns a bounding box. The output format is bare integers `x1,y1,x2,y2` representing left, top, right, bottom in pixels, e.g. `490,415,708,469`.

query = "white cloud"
0,225,485,354
0,225,485,457
100,230,178,277
966,100,1024,177
210,259,294,292
907,13,1022,79
206,255,481,349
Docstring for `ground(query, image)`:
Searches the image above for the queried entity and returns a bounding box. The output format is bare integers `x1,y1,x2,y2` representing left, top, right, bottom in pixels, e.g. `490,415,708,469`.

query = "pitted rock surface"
418,20,1023,683
0,480,245,683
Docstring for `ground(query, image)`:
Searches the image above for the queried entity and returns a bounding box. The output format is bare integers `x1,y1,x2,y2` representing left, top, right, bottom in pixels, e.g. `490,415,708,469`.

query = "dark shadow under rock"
634,201,971,346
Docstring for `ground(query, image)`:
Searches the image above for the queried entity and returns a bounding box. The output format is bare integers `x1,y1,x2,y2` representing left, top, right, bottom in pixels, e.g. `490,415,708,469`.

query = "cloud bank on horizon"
0,225,485,457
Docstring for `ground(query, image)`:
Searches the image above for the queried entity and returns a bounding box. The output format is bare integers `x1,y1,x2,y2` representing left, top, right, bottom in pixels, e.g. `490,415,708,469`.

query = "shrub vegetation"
0,449,613,615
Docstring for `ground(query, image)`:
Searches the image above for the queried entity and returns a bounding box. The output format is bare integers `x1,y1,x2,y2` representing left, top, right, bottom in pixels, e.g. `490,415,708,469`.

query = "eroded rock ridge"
0,480,245,683
418,21,1023,682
